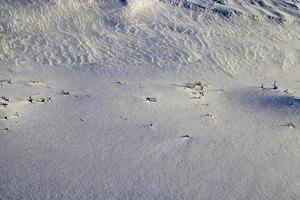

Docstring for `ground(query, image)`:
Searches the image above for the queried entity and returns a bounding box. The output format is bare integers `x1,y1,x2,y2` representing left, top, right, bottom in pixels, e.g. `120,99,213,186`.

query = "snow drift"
1,0,300,199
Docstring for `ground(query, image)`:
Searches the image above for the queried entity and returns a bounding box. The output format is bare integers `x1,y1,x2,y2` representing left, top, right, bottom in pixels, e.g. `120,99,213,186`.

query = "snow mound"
125,0,157,16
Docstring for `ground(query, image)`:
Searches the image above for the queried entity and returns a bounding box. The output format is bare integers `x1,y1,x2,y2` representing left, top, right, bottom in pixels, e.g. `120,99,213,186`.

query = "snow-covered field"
1,0,300,199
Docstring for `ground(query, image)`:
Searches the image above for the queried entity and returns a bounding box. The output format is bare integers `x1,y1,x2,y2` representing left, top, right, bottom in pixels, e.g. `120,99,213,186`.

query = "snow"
1,0,300,199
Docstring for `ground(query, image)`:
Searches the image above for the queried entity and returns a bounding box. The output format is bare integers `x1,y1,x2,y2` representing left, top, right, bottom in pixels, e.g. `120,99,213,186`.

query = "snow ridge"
161,0,300,22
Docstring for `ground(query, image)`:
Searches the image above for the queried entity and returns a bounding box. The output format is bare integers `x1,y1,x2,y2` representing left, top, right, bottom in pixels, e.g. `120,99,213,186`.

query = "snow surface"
1,0,300,199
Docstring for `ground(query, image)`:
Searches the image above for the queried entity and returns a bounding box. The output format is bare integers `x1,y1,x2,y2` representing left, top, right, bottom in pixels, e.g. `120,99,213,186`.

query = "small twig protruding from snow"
61,90,70,95
146,97,157,102
287,123,296,128
0,79,12,84
28,96,33,103
283,89,296,95
1,102,8,107
192,91,204,96
36,97,52,103
182,134,191,138
1,116,8,120
273,81,278,90
176,81,208,90
191,91,205,99
27,96,51,103
116,81,127,85
1,96,9,102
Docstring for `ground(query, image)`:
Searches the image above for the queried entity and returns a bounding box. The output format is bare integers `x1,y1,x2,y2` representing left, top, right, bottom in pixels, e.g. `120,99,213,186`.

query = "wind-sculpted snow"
1,0,300,199
162,0,300,22
0,0,299,78
1,0,59,6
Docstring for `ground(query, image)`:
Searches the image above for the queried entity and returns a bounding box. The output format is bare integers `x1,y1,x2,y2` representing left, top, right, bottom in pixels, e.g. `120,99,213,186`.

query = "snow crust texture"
1,0,300,199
